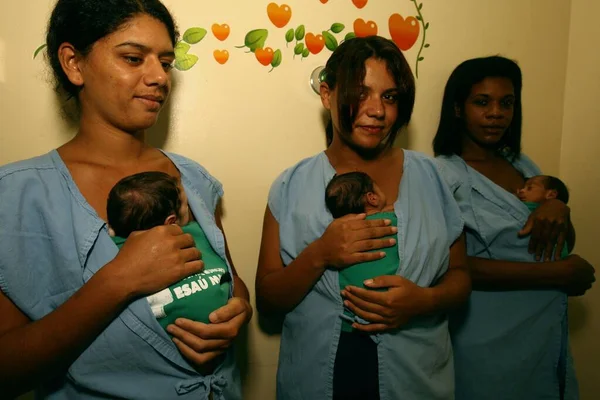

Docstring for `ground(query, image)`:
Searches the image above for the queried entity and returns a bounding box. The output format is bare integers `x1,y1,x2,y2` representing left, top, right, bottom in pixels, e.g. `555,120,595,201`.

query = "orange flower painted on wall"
33,0,432,77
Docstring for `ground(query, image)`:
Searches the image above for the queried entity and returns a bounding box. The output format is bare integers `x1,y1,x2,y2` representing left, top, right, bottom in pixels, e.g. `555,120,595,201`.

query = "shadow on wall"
569,297,590,334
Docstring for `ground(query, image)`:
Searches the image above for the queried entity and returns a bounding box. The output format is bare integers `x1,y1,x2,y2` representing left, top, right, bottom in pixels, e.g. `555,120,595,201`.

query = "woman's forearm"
469,256,568,290
0,261,133,397
424,268,471,313
256,241,326,315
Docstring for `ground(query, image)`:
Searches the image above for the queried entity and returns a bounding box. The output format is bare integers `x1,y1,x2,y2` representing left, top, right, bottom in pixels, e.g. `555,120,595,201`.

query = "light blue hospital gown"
269,150,464,400
0,150,241,400
435,154,578,400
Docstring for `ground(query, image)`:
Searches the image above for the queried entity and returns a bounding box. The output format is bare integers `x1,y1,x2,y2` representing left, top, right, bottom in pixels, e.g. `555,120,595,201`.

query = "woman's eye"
124,56,142,64
383,94,398,103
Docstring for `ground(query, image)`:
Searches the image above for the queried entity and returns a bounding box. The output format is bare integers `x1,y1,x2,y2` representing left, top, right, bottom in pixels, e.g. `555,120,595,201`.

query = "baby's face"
517,176,550,203
177,185,191,226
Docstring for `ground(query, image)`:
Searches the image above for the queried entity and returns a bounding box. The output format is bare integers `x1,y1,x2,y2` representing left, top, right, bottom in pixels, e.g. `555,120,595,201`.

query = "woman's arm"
341,234,471,332
0,226,203,398
255,206,398,315
469,253,594,295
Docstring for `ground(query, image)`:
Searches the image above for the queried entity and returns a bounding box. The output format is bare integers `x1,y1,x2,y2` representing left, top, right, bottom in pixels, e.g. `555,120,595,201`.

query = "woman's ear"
58,42,85,87
320,82,332,110
165,214,177,225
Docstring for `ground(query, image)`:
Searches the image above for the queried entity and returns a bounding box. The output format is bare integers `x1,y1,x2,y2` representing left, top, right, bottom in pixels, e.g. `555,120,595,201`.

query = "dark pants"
333,331,380,400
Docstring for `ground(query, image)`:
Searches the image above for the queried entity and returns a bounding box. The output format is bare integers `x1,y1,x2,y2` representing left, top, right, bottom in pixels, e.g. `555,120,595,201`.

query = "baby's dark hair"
325,172,374,218
107,171,181,237
541,175,569,204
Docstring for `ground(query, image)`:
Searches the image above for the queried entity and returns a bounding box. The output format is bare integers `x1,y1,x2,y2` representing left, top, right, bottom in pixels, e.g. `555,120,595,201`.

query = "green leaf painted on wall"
344,32,356,41
183,28,207,44
33,44,46,59
323,31,338,51
243,29,269,52
174,42,191,57
294,42,305,55
302,48,309,58
330,23,345,34
295,25,305,41
285,29,294,43
271,49,282,67
174,53,199,71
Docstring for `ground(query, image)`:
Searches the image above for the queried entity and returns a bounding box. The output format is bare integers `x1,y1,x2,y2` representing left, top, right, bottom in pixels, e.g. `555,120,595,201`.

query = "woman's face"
73,14,175,133
460,77,515,149
323,57,399,152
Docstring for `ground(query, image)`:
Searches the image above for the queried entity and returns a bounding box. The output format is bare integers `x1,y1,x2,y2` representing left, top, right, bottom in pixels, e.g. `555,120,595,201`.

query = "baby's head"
517,175,569,204
325,172,387,218
107,171,190,238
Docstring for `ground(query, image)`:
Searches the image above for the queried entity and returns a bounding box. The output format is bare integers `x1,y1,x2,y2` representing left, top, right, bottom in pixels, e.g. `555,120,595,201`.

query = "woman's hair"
432,56,523,159
107,171,181,238
325,171,375,218
323,36,415,148
46,0,178,99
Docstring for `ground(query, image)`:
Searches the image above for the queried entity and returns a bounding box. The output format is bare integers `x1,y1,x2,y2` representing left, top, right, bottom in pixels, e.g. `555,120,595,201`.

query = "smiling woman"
0,1,251,399
256,36,471,400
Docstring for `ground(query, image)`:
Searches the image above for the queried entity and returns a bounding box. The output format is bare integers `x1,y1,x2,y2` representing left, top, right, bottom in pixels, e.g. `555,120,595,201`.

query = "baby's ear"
165,214,178,225
365,192,379,207
107,227,116,237
545,190,558,200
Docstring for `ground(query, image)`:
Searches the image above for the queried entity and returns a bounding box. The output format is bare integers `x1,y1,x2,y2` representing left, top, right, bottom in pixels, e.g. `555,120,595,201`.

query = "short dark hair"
46,0,178,100
323,36,415,148
107,171,181,237
325,172,375,218
542,175,569,204
433,56,523,159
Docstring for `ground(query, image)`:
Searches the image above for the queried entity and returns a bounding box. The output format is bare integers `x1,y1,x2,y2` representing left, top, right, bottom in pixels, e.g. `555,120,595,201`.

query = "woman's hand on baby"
341,275,431,332
562,255,595,296
316,214,397,269
166,297,252,368
518,199,570,261
110,224,204,299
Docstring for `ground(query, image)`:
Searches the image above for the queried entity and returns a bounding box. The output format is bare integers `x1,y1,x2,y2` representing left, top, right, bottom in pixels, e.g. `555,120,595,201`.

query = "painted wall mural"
34,0,431,78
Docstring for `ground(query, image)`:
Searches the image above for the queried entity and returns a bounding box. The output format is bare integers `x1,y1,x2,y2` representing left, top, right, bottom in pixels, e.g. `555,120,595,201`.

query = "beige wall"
561,0,600,398
2,1,597,399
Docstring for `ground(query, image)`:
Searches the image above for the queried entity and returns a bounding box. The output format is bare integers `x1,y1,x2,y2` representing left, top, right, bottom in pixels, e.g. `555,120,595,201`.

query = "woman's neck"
461,135,499,162
325,136,391,170
60,118,150,166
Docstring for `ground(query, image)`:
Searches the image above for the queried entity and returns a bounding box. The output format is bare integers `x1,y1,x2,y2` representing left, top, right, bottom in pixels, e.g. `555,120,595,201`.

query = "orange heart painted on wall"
213,50,229,64
212,24,230,41
305,33,325,54
388,14,419,51
353,19,378,37
352,0,368,9
267,3,292,28
255,47,275,66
